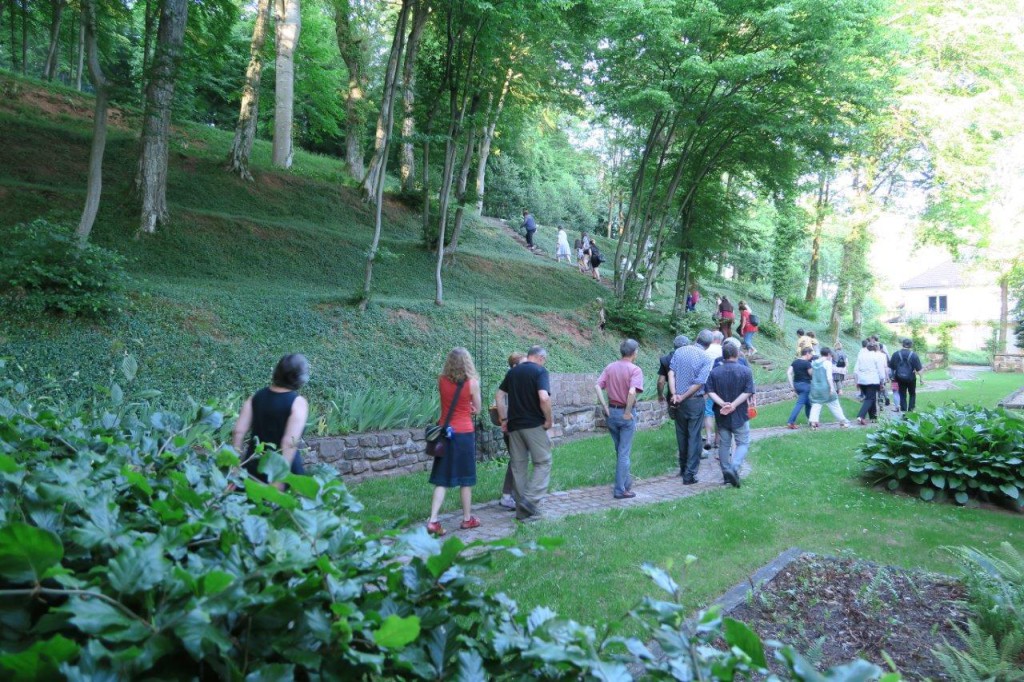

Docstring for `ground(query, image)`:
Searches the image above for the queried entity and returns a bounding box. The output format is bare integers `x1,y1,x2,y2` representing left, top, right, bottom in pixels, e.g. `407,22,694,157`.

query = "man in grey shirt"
521,209,537,250
668,330,714,484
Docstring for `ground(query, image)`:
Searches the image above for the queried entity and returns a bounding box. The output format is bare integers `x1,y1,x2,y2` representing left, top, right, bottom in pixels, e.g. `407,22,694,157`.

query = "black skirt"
428,431,477,487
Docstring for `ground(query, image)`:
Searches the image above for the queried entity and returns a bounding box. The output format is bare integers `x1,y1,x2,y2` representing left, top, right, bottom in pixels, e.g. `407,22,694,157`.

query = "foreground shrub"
858,404,1024,507
0,367,898,680
0,219,130,318
756,317,783,341
312,387,442,435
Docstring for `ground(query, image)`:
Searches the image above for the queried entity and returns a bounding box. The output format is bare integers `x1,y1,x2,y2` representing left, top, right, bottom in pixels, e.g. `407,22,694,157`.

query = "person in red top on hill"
738,300,758,354
718,296,735,338
426,347,482,536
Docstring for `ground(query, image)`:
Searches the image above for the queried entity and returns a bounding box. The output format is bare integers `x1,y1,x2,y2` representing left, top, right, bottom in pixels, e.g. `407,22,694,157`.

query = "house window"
928,295,947,314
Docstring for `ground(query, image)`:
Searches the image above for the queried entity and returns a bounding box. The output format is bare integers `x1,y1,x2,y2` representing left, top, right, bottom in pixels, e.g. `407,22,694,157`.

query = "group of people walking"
521,209,604,282
786,329,925,429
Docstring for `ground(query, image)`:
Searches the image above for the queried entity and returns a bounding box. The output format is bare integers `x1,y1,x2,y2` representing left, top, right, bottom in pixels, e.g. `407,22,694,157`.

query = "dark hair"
871,335,879,342
272,354,310,390
820,347,832,358
867,342,878,351
902,338,913,348
862,339,868,348
797,328,805,336
800,347,813,356
722,342,740,360
807,331,816,338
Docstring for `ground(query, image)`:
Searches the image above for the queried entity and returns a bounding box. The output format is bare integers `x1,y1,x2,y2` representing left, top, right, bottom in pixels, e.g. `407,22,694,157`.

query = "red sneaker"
460,517,481,530
786,423,799,430
426,521,445,536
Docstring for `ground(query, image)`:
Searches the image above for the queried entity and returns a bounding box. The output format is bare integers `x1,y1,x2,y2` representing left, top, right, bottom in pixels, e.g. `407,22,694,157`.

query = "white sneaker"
499,494,516,510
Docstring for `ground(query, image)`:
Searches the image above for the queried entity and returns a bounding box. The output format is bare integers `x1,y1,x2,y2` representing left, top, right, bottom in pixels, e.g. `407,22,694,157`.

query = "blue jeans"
718,421,750,472
787,382,811,425
674,396,705,481
607,407,637,495
743,331,755,349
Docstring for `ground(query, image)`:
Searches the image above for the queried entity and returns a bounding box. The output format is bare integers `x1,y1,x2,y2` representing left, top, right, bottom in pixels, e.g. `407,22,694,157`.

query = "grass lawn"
351,371,1024,631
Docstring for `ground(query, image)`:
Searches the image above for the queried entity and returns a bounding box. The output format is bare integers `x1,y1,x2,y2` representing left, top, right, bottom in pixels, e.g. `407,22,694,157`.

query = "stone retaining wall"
305,370,854,482
994,353,1024,373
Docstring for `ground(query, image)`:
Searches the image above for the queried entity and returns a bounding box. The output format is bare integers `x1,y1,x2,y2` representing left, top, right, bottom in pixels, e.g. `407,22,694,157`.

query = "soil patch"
388,308,430,333
726,554,967,680
538,312,594,344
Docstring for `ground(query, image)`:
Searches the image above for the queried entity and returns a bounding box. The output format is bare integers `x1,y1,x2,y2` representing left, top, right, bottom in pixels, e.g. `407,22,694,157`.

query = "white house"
898,261,1017,351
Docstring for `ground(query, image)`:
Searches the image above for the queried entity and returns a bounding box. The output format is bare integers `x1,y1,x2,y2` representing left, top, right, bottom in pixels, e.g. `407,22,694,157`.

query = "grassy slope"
0,71,876,412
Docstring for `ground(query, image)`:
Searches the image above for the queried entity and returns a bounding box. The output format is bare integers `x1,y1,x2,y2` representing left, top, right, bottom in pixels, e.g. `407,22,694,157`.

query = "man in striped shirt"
669,330,714,484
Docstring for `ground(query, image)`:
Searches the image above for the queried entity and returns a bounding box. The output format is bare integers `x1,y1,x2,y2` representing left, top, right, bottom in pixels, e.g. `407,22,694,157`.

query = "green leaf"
0,453,21,473
201,571,235,596
121,354,138,383
110,383,124,406
920,488,936,501
930,474,946,489
373,614,420,649
0,634,79,682
999,484,1019,500
122,466,153,496
108,542,167,595
245,480,298,510
0,523,63,584
65,595,150,643
258,452,291,483
954,491,969,505
426,536,467,578
245,664,296,682
641,563,679,595
723,617,768,668
284,474,320,499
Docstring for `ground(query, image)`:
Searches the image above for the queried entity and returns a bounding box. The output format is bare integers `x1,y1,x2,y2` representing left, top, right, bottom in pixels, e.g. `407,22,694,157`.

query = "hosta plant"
858,404,1024,508
0,363,899,680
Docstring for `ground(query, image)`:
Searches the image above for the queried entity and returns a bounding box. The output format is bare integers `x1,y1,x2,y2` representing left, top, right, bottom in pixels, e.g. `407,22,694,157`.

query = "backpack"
590,246,603,266
835,351,847,368
748,313,760,327
893,350,915,382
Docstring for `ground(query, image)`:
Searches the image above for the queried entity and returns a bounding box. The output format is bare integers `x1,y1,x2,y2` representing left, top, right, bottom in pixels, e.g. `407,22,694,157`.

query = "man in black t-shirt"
495,345,553,520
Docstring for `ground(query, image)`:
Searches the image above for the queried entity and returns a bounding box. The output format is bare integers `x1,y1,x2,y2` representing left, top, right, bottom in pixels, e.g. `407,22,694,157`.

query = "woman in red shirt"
427,347,482,536
718,296,735,338
738,300,758,354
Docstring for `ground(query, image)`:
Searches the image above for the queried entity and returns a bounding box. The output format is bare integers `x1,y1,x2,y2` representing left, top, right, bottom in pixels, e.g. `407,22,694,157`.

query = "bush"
0,219,129,318
670,310,717,340
905,316,928,353
858,404,1024,507
313,388,442,435
757,317,784,341
0,367,898,680
605,292,658,341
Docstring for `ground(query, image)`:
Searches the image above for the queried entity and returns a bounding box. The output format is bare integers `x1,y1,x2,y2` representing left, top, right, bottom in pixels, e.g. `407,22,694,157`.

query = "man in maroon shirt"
595,339,645,498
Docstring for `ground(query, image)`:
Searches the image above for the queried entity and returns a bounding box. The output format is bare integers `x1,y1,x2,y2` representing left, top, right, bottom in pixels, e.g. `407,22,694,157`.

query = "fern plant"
934,621,1024,682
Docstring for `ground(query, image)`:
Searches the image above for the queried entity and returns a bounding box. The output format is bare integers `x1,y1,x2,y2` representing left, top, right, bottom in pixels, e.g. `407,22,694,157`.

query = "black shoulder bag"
425,381,464,458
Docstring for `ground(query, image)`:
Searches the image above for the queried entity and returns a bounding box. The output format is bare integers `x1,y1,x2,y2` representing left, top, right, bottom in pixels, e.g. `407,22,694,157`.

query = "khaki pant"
508,426,552,506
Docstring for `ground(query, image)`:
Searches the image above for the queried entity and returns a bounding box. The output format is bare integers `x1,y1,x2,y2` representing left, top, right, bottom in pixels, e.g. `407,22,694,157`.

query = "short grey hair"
695,329,714,348
272,353,310,390
620,339,639,357
673,334,690,348
722,337,741,350
527,345,547,359
721,342,740,360
711,331,724,343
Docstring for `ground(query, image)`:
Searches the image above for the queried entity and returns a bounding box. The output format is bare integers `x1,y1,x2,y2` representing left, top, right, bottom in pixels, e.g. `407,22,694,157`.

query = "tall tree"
42,0,66,80
271,0,300,168
333,0,371,181
227,0,272,181
75,0,108,243
473,64,512,214
398,0,429,191
136,0,189,234
357,0,411,309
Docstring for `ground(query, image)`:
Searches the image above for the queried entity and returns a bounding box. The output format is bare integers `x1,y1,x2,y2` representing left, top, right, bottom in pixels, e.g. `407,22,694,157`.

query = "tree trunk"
272,0,300,169
473,66,512,214
443,97,480,258
20,0,27,75
141,0,157,100
76,0,108,243
228,0,272,181
358,0,411,309
398,0,429,191
135,0,188,234
805,176,829,303
771,297,786,326
998,274,1009,353
716,252,725,277
671,252,688,326
75,13,85,90
43,0,67,81
9,0,17,71
334,0,369,182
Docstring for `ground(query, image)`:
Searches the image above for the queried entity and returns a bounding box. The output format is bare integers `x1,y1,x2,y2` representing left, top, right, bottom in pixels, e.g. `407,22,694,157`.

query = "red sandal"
460,517,481,530
426,521,445,536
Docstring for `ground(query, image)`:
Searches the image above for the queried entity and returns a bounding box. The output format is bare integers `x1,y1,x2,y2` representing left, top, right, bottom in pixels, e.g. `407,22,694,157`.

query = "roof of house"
900,260,968,289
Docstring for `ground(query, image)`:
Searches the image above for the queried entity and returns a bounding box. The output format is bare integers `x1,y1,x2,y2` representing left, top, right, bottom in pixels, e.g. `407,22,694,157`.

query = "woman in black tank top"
232,354,310,486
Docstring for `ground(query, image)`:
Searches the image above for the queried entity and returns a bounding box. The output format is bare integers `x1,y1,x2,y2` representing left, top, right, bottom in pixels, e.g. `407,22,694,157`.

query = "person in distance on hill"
426,348,482,536
521,209,537,250
717,296,735,339
786,347,814,429
574,235,586,272
706,340,754,487
595,339,645,499
497,351,527,511
738,300,758,354
495,346,553,520
589,240,604,281
556,226,572,264
669,330,714,484
808,347,850,429
889,338,924,412
854,341,888,425
807,331,820,358
232,354,310,489
685,286,701,312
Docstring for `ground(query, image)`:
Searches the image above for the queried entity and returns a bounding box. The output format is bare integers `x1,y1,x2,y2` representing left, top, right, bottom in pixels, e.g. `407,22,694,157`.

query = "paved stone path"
430,423,829,543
